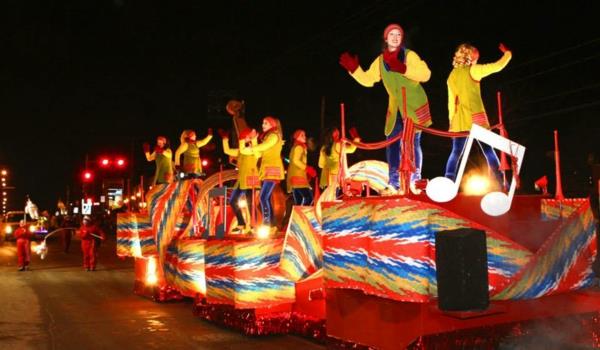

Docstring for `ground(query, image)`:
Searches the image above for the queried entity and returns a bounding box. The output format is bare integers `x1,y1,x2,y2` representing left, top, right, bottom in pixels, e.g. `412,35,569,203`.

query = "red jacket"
14,227,31,241
78,224,105,241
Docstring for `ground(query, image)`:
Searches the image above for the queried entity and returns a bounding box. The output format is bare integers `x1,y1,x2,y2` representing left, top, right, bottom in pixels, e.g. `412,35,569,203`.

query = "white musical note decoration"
426,124,525,216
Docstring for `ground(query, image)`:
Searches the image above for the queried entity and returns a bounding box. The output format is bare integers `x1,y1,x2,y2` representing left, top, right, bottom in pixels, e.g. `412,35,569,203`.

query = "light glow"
146,256,158,285
463,173,491,196
257,225,271,240
237,198,247,209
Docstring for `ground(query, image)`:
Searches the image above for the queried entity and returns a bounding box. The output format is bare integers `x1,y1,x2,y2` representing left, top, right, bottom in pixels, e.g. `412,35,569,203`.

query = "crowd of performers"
139,22,513,233
13,22,513,270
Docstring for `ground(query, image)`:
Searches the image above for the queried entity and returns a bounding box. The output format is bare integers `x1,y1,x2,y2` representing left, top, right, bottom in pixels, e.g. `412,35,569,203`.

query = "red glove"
142,143,150,153
207,128,213,136
306,166,317,179
217,129,229,139
348,127,360,140
339,52,359,73
383,49,406,74
499,43,510,53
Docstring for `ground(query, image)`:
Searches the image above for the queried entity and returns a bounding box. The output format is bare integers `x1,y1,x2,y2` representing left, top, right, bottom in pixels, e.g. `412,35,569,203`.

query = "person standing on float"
247,117,284,233
318,127,359,191
444,43,512,184
174,129,213,178
339,23,432,193
221,128,260,234
143,136,174,185
287,129,317,205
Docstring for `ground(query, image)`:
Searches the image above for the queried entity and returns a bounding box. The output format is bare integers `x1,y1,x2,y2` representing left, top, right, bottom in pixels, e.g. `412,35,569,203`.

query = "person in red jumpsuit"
15,220,32,271
78,216,105,271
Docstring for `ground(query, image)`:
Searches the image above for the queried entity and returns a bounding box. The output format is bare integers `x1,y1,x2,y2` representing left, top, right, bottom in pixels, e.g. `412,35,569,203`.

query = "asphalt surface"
0,232,325,350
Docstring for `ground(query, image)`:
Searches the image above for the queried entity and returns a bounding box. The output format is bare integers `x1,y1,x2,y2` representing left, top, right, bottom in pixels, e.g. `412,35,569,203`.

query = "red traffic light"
116,158,126,167
99,157,111,167
201,159,209,167
82,170,94,182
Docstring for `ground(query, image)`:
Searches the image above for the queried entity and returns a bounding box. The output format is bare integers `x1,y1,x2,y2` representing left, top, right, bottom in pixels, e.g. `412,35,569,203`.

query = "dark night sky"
1,0,599,211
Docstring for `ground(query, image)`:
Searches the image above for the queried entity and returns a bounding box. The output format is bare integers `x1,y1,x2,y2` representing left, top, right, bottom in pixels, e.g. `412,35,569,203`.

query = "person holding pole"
339,23,432,194
15,220,32,271
443,43,512,185
78,215,105,271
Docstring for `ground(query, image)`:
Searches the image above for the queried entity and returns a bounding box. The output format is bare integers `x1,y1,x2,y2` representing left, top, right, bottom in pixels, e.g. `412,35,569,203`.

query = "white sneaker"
410,181,422,195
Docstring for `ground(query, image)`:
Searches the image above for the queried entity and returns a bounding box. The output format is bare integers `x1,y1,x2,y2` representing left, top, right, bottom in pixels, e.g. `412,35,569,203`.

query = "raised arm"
222,138,239,157
470,50,512,81
145,151,156,162
349,56,382,87
195,131,213,148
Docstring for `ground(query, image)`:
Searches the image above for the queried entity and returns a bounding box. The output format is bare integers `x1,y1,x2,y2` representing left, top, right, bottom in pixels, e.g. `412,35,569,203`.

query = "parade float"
116,99,599,349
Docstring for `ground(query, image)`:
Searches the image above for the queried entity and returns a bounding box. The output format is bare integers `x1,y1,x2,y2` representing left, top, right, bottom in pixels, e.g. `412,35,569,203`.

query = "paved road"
0,233,325,350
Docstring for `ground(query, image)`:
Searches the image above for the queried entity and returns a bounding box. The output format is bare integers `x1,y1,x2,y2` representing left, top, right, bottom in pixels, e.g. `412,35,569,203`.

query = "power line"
507,100,600,126
508,82,600,109
506,36,600,71
504,52,600,86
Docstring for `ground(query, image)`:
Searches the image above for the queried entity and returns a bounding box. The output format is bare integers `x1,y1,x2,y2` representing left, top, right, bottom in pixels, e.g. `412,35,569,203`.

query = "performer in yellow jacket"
444,43,512,183
318,128,358,190
247,117,284,230
339,23,432,192
174,129,213,179
286,130,316,205
221,128,260,234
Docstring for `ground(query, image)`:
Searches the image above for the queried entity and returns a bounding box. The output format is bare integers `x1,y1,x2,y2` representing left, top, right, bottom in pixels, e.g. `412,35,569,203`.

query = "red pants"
81,239,97,269
16,239,30,267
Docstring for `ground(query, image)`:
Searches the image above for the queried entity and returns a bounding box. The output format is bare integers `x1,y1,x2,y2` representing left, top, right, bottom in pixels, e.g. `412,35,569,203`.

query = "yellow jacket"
318,140,357,188
286,144,310,191
223,138,260,189
448,51,512,132
252,132,284,181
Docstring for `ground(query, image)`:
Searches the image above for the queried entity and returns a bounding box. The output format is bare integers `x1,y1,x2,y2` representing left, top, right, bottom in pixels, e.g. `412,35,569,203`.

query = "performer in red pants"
15,220,32,271
78,216,105,271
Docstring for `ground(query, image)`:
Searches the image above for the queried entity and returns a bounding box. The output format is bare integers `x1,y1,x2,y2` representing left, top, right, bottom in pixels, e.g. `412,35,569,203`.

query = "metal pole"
554,130,565,200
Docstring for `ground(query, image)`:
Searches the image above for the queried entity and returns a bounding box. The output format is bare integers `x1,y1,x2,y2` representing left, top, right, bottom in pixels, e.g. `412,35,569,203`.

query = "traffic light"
82,170,94,182
115,157,126,168
99,157,111,168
